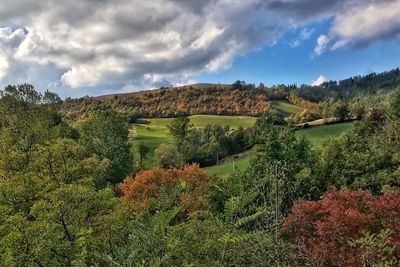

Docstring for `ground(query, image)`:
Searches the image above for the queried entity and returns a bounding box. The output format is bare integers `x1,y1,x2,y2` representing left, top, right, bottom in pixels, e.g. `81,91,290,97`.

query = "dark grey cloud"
0,0,281,92
267,0,373,20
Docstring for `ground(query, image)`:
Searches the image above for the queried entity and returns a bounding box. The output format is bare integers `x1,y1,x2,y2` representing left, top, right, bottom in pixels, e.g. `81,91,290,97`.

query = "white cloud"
300,28,314,40
314,35,329,55
191,23,225,50
0,51,9,80
290,27,314,47
332,1,400,42
318,1,400,53
311,75,328,86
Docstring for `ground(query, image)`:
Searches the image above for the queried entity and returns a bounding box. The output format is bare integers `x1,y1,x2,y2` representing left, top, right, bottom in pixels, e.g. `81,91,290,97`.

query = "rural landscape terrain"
1,68,400,266
1,0,400,266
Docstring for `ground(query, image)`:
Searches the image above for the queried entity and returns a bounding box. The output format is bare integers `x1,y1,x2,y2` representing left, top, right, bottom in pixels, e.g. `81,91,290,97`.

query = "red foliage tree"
368,193,400,245
281,190,400,266
120,164,210,213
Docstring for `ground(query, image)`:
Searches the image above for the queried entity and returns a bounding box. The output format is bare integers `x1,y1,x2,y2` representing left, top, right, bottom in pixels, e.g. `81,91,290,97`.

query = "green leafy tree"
154,144,180,168
0,84,74,175
137,142,150,168
0,139,118,266
78,109,133,186
0,88,135,265
349,230,398,266
246,117,322,222
320,116,400,194
250,111,286,144
390,88,400,119
334,102,350,120
106,187,184,266
167,117,193,167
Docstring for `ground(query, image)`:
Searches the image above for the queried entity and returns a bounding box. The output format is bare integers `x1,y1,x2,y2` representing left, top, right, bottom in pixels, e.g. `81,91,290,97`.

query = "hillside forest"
63,68,400,121
0,68,400,266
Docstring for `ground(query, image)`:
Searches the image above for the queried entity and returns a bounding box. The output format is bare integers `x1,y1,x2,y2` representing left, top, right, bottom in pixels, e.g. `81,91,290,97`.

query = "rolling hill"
63,83,273,119
62,68,400,121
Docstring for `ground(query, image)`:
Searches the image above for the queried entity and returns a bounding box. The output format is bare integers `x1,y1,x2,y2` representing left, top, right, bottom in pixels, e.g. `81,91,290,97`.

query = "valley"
130,100,356,175
130,114,257,168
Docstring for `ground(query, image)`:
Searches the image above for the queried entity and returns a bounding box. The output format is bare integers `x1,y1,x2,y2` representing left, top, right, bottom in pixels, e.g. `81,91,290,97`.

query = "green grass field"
205,155,250,178
131,110,355,177
130,115,257,168
206,121,356,177
295,121,356,147
271,100,304,117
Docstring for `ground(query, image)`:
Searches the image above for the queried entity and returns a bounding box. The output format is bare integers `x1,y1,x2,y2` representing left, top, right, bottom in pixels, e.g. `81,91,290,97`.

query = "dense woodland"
63,84,273,119
62,68,400,122
0,81,400,266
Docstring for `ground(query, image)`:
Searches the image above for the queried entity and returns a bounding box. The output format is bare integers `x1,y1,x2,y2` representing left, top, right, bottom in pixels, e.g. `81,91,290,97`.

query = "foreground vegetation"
1,83,400,266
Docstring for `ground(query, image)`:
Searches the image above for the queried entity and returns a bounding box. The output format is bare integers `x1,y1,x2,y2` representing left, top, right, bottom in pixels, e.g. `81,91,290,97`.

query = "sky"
0,0,399,98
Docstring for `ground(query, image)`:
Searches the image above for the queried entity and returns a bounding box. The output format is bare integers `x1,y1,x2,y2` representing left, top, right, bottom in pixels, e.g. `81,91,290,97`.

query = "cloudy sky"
0,0,399,98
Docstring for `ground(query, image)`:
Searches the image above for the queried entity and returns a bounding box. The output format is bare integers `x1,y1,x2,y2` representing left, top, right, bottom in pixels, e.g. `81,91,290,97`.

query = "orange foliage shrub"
281,190,400,266
120,164,210,212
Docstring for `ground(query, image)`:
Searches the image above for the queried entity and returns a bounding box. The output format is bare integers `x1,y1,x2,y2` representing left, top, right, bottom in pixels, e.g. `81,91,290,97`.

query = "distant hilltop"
62,68,400,120
94,83,232,100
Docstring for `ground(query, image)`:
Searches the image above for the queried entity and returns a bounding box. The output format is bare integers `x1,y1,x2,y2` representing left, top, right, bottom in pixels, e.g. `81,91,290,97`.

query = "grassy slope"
294,121,355,147
131,115,257,167
206,121,356,177
205,156,250,178
271,100,304,117
131,101,305,170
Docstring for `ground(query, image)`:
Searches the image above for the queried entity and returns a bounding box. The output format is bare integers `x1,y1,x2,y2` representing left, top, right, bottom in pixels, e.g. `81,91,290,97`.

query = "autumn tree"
281,190,400,266
120,164,210,214
109,186,297,267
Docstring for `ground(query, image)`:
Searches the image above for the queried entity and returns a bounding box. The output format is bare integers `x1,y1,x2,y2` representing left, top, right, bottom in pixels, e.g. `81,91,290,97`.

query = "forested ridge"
62,68,400,121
